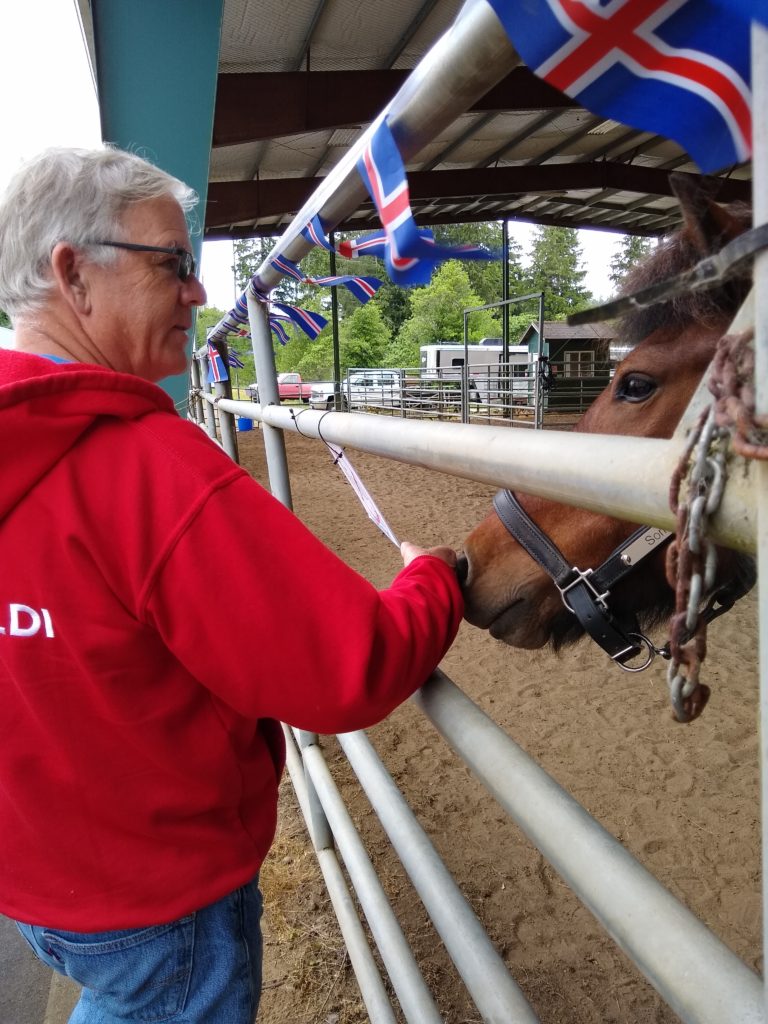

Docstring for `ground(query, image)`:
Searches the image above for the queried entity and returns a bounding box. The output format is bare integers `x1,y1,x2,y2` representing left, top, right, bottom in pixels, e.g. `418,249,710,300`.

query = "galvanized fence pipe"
188,356,204,426
245,294,293,509
213,380,238,462
282,727,399,1024
336,728,541,1024
295,729,445,1024
199,357,219,442
212,399,757,554
412,670,764,1024
750,20,768,1020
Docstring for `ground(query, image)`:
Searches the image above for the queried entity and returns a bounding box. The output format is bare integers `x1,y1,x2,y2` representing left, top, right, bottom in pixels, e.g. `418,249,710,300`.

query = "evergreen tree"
609,234,655,290
526,226,593,320
388,261,499,368
0,309,9,328
432,222,528,310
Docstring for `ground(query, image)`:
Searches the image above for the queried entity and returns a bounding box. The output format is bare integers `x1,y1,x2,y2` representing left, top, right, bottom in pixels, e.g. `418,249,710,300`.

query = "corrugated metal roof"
79,0,752,242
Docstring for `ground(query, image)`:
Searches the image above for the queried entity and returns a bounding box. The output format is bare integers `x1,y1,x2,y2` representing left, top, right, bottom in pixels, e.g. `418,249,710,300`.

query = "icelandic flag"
268,255,383,304
271,301,328,340
206,337,229,383
300,214,334,251
228,349,245,369
312,274,383,302
485,0,763,174
357,118,497,285
269,317,291,345
269,255,306,283
337,232,389,261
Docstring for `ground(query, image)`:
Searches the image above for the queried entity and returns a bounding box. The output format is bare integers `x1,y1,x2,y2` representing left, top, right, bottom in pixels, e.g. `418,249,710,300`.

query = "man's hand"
400,541,458,569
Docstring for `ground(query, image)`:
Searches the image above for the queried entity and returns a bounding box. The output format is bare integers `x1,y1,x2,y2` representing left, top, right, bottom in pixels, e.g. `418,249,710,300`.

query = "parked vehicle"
310,370,403,411
277,372,311,402
345,369,402,408
246,372,312,404
419,343,532,403
309,381,338,410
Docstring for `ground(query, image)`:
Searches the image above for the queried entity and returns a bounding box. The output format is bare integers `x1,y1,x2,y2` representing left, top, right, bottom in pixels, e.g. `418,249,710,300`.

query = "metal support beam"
211,67,575,147
205,164,750,234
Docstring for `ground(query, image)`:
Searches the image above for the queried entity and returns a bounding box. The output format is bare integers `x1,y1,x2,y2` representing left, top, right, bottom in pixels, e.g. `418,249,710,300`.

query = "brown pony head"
460,176,753,652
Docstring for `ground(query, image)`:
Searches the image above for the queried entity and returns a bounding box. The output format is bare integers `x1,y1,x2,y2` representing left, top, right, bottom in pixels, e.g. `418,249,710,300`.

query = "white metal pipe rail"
204,394,757,554
336,728,540,1023
294,729,445,1024
282,727,399,1024
750,20,768,1021
413,671,764,1024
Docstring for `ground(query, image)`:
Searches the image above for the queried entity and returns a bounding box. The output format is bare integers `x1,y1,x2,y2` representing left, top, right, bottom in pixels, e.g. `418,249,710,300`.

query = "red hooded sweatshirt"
0,350,463,930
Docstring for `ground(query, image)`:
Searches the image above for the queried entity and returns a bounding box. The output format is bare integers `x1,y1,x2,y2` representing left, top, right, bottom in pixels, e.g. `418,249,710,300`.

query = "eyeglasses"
91,240,197,282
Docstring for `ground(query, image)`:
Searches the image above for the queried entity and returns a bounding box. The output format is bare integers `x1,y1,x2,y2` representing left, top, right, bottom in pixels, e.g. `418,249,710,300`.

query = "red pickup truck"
277,372,311,403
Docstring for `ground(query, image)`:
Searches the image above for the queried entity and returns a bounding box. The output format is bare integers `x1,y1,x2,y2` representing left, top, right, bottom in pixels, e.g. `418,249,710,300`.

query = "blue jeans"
15,877,263,1023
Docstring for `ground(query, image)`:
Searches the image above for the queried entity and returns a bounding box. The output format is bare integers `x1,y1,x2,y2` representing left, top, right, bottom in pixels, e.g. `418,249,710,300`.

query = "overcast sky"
1,0,622,315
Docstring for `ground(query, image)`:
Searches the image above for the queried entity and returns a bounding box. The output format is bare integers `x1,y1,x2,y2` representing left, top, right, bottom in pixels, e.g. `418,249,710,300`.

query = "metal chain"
665,406,728,723
709,328,768,461
663,327,767,723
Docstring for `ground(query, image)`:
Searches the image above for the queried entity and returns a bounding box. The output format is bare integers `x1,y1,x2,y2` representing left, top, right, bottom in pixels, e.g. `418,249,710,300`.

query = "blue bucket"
236,417,253,432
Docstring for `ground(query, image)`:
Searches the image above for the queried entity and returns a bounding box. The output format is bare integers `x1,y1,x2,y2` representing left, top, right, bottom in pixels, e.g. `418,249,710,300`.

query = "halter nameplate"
619,528,674,567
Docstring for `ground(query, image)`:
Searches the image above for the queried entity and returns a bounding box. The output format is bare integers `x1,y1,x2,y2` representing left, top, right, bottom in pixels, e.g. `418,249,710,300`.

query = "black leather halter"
493,489,673,671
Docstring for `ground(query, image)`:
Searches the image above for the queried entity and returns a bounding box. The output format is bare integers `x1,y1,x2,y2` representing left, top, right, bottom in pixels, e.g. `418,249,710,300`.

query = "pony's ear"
670,171,745,254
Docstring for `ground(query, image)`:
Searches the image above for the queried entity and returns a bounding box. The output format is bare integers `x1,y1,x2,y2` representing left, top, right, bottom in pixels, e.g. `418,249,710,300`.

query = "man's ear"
50,242,92,315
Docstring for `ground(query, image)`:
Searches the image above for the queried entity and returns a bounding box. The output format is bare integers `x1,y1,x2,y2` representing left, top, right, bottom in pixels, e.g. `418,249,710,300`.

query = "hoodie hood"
0,349,176,520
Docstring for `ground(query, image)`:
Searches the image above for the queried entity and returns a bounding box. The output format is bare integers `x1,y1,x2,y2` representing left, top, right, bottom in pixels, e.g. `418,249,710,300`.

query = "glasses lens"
177,250,195,282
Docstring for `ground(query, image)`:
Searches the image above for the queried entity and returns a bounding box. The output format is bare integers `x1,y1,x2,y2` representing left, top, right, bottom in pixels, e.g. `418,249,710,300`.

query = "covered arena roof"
79,0,752,243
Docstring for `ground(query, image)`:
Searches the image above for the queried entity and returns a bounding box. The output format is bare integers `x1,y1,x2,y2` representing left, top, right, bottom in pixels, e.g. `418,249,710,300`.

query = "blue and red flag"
485,0,765,174
271,301,328,341
206,337,229,383
300,214,334,251
269,316,291,345
356,118,496,285
227,349,245,369
268,254,383,303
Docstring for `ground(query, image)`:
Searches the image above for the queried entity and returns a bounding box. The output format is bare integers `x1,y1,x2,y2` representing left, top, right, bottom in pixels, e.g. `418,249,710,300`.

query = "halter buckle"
558,568,610,613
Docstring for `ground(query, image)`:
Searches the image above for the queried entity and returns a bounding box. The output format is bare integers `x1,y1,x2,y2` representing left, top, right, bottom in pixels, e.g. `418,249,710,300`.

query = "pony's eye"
615,373,657,403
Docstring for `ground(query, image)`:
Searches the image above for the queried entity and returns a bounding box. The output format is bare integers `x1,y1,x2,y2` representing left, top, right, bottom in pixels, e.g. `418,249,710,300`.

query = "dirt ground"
235,425,761,1024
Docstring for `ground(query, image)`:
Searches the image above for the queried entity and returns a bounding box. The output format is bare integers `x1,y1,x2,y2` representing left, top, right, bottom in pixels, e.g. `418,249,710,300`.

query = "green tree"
433,222,527,309
526,226,593,320
388,261,499,367
340,303,390,370
0,309,10,328
609,234,655,290
194,306,227,349
374,281,411,338
194,305,257,392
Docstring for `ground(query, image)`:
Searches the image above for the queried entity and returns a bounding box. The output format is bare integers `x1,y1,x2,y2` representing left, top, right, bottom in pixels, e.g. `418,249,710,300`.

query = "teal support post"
91,0,224,410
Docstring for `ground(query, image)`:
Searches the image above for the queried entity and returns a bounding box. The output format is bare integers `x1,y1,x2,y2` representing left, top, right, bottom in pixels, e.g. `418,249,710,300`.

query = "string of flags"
269,254,383,304
205,112,500,351
484,0,766,175
354,116,497,286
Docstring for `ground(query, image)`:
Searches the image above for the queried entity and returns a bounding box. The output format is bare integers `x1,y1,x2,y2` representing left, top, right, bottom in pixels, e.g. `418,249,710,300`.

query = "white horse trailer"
419,343,532,403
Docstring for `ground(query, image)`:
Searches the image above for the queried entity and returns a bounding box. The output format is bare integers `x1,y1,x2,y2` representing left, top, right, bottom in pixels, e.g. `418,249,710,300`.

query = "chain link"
665,406,729,722
663,326,765,723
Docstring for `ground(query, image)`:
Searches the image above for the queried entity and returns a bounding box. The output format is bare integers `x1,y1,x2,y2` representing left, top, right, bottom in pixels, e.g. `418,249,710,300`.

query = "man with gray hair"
0,146,463,1023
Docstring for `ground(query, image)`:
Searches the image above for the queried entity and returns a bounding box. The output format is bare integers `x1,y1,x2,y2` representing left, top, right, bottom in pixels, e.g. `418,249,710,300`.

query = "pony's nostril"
454,553,469,587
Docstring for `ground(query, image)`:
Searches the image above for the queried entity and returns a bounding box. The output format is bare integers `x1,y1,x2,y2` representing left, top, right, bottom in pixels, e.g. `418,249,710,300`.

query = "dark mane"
617,201,752,346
